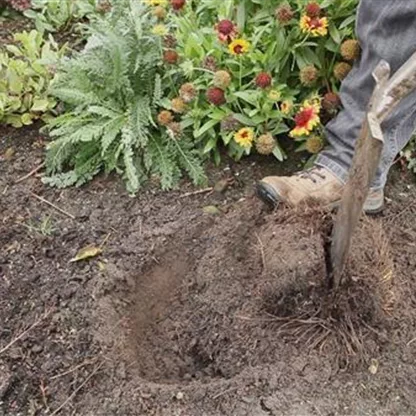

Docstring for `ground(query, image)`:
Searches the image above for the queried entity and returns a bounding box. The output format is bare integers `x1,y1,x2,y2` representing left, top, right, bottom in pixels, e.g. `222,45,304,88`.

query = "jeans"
316,0,416,189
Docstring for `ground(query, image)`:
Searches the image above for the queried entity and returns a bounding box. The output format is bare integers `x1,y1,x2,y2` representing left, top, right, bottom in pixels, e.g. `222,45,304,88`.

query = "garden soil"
1,125,416,416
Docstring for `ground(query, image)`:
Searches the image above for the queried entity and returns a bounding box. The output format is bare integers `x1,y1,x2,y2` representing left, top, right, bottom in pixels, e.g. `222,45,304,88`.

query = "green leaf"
5,115,23,128
194,119,219,138
213,147,221,166
295,142,308,152
203,137,217,154
31,99,49,112
301,48,322,68
340,15,356,30
324,38,339,53
272,144,285,162
21,113,34,125
23,9,39,19
208,109,227,120
180,117,194,129
329,24,342,44
236,3,246,31
222,132,234,145
304,154,318,169
251,115,267,125
174,140,207,186
233,90,259,106
5,45,23,57
7,70,24,94
232,113,257,127
272,123,290,135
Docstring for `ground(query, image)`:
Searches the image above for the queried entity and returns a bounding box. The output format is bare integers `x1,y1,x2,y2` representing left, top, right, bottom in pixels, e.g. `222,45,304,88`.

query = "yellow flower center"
234,127,254,148
228,39,250,55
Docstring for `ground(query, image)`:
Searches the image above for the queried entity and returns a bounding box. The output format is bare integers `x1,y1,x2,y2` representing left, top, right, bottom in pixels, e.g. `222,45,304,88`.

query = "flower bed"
152,0,359,163
2,0,367,192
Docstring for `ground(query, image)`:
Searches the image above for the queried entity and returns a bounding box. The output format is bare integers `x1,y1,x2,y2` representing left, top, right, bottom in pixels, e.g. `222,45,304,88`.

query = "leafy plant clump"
24,0,111,34
0,30,66,127
43,0,206,193
147,0,359,162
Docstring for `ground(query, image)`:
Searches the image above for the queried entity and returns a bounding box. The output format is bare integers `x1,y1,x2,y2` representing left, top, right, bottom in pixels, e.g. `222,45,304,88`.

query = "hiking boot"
256,166,384,214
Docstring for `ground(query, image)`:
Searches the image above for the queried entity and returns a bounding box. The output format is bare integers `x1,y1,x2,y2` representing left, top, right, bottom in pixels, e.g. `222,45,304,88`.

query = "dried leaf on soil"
3,147,15,161
368,359,379,375
70,245,102,263
203,205,221,215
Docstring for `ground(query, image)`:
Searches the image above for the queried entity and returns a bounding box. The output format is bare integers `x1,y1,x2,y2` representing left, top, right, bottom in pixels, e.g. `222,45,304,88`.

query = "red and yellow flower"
234,127,254,148
228,39,250,55
215,19,238,43
290,101,320,137
300,15,328,37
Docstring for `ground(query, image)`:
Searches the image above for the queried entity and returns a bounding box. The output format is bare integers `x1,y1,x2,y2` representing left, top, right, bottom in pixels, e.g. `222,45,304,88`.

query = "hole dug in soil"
118,202,397,384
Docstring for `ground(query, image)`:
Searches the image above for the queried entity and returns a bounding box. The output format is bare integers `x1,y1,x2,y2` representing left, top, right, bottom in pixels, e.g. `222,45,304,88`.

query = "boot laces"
295,167,326,184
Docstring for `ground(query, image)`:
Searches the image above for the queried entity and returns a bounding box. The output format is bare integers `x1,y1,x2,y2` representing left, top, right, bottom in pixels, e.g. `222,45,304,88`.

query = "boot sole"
255,181,384,215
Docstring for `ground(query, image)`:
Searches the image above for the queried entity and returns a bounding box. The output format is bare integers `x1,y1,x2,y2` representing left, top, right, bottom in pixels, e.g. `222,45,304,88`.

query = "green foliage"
44,0,206,193
0,30,66,127
24,0,109,33
148,0,359,161
22,215,56,236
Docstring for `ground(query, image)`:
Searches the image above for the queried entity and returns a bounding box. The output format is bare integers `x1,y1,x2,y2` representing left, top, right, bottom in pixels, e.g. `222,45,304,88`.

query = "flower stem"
158,37,178,95
239,58,243,89
193,67,216,75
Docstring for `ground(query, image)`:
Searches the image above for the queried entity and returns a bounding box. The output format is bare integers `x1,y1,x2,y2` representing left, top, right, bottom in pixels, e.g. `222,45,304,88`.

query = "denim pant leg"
316,0,416,189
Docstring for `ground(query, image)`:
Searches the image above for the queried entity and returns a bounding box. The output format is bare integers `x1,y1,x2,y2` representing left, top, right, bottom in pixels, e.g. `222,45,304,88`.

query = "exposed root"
260,207,397,366
110,202,398,382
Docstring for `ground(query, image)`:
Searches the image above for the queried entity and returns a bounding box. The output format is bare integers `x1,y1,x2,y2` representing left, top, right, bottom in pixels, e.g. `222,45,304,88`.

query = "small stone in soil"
241,396,255,404
31,344,43,353
175,392,184,400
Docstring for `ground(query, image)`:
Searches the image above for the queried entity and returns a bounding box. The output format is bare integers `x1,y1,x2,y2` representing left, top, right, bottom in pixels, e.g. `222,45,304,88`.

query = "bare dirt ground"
1,124,416,416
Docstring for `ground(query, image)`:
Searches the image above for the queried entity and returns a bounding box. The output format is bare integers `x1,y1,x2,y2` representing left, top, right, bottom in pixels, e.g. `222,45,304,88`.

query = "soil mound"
108,200,396,384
